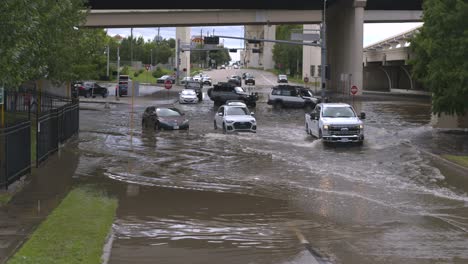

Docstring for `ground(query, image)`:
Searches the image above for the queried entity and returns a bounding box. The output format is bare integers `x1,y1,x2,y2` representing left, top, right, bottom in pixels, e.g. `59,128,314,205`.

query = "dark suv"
207,82,258,107
267,85,319,109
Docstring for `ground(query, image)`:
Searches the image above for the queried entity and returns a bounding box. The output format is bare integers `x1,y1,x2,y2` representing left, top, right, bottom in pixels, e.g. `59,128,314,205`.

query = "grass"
442,155,468,168
128,69,157,84
0,192,12,206
8,186,118,264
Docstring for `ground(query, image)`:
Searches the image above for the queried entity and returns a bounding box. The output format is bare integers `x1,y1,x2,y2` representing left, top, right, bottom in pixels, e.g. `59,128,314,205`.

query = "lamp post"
320,0,328,101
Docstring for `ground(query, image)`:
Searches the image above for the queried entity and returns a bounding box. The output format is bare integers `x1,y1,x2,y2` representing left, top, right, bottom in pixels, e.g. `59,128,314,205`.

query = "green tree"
272,25,303,76
410,0,468,115
0,0,109,87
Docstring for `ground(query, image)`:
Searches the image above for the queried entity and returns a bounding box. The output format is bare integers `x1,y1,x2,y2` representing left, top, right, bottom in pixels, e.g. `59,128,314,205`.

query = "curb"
403,142,468,175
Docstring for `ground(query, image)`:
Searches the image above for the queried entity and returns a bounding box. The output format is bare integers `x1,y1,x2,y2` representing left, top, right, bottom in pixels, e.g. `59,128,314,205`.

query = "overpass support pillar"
327,0,366,95
176,27,191,81
263,25,276,70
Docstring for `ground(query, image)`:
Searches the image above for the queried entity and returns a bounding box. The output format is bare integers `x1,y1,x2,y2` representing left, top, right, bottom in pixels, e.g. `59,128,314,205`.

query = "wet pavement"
3,69,468,263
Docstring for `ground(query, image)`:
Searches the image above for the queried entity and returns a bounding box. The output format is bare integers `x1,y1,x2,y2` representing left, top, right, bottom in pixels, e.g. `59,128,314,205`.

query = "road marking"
290,226,331,264
260,72,275,86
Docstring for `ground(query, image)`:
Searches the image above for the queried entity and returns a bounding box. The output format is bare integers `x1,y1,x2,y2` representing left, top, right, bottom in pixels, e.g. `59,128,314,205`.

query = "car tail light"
78,86,85,90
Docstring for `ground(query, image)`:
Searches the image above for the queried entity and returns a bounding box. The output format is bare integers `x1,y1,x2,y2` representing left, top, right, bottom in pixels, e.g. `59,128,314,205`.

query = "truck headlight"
359,124,364,129
323,125,329,130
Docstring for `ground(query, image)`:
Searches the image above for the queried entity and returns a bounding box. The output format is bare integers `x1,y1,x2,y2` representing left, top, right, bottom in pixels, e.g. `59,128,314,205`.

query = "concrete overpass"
363,26,424,92
83,0,423,94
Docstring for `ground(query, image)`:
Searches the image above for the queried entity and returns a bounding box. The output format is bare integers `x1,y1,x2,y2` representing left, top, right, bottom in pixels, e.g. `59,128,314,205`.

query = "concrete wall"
243,25,275,70
302,24,321,81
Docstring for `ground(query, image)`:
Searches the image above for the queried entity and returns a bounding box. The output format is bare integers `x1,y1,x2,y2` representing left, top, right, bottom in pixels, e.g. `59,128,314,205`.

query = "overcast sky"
107,22,422,62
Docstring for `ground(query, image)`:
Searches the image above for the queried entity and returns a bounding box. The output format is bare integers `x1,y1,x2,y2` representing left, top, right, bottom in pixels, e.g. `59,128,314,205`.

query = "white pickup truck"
305,103,366,144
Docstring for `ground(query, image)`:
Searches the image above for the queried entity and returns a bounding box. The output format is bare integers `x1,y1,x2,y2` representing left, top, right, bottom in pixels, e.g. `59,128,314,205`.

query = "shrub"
138,69,144,74
133,72,139,77
121,65,130,75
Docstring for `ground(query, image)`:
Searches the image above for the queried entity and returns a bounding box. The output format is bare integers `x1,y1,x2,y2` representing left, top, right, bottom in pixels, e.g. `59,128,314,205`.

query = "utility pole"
150,49,153,66
320,0,328,101
116,45,120,101
130,28,133,68
176,38,181,85
106,45,110,78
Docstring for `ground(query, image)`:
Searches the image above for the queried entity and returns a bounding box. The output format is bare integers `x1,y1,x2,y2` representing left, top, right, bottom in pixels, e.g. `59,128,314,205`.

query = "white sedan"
179,89,198,104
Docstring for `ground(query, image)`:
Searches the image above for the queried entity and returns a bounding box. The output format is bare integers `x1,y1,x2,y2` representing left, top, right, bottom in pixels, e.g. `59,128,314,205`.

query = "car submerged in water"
142,106,189,131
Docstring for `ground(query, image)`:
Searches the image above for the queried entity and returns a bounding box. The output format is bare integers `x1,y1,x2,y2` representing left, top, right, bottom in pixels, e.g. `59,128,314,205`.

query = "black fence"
35,92,79,167
0,88,79,188
0,121,31,188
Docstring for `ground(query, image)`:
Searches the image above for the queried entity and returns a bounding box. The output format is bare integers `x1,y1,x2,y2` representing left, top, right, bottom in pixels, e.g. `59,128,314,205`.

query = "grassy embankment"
442,155,468,168
0,193,12,206
8,187,118,264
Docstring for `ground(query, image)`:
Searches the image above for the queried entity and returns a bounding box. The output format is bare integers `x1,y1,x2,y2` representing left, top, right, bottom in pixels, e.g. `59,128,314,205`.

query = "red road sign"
351,85,358,95
145,65,150,71
304,77,309,83
164,79,172,90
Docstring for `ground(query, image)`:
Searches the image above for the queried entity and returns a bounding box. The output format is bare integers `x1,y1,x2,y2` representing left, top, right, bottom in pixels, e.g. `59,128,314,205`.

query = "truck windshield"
322,107,356,118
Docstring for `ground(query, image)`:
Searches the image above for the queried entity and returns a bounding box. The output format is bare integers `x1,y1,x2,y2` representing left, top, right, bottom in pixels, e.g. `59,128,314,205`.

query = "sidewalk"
0,145,80,263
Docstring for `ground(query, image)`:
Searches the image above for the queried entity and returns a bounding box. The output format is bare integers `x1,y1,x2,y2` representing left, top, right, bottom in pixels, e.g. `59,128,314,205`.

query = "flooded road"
75,69,468,264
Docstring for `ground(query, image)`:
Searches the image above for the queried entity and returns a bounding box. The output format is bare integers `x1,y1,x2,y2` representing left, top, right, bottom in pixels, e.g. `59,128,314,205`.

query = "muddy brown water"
74,89,468,264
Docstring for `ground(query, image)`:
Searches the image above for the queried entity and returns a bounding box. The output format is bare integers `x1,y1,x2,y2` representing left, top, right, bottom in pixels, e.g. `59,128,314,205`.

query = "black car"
156,75,176,84
244,74,255,85
207,82,258,107
227,75,242,86
73,81,109,98
142,106,189,130
184,81,203,101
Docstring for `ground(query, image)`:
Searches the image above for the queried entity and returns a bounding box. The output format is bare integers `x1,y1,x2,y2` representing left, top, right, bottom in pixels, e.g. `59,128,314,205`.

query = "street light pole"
320,0,328,101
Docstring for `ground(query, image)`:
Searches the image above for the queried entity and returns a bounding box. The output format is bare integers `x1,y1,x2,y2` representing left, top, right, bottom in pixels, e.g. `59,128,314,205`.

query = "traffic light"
247,39,261,44
252,49,261,53
229,49,237,52
204,36,219,45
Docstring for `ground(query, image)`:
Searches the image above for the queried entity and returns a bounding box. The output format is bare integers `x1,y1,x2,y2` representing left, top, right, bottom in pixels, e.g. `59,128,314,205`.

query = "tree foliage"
190,46,231,67
410,0,468,115
0,0,109,87
272,25,303,75
107,36,174,65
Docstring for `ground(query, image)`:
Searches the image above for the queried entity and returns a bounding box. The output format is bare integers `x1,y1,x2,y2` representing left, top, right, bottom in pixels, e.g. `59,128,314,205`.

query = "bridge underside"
364,62,425,92
85,10,422,28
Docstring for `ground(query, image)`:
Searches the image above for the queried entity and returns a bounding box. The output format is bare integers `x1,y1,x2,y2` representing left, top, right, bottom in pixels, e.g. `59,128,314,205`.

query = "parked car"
214,101,257,133
242,72,249,80
220,65,226,69
73,81,109,98
184,81,203,101
278,74,288,83
244,74,255,85
156,75,176,84
179,89,198,104
305,103,365,144
207,82,258,107
233,64,239,69
142,106,189,130
267,85,319,109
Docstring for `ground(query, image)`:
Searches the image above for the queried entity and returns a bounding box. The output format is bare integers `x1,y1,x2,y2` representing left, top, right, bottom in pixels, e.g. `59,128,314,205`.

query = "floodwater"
75,71,468,264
